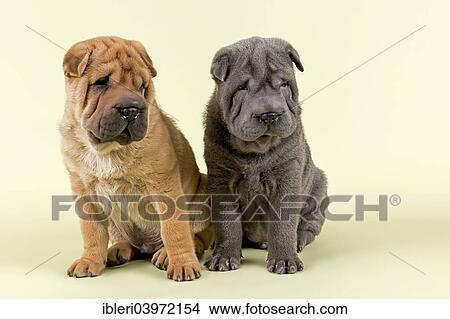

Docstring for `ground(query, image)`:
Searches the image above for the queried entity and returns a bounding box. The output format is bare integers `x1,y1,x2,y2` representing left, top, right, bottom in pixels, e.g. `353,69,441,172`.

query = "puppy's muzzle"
88,96,148,146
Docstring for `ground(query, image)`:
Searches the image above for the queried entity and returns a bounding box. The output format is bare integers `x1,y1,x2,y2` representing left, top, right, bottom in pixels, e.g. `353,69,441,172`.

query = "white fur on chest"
81,148,125,179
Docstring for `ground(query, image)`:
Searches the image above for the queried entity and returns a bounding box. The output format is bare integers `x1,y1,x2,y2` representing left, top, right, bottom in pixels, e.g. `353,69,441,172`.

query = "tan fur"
60,37,212,281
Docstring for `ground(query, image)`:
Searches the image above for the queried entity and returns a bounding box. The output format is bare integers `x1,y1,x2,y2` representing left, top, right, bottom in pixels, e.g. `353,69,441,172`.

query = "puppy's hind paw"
151,247,169,271
267,255,303,274
106,242,137,267
297,230,315,252
205,253,240,272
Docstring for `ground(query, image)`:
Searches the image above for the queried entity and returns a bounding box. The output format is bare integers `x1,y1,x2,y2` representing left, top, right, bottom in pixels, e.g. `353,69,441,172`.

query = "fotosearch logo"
52,194,401,222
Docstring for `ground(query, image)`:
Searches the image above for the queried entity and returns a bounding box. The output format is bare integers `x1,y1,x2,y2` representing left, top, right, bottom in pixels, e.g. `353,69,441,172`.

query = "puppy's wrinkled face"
211,37,304,154
63,36,157,151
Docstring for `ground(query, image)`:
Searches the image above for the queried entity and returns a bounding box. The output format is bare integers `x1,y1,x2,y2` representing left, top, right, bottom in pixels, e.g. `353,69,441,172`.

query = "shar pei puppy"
60,36,213,281
204,37,327,274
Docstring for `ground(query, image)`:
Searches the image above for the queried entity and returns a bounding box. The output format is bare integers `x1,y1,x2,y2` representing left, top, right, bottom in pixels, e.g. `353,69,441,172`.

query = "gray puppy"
203,37,327,274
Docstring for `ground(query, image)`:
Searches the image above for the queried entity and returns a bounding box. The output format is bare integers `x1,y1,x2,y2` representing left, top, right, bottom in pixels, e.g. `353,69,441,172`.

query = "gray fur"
203,37,327,274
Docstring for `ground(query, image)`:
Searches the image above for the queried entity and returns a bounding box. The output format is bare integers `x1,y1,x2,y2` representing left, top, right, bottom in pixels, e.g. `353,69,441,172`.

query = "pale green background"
0,0,449,298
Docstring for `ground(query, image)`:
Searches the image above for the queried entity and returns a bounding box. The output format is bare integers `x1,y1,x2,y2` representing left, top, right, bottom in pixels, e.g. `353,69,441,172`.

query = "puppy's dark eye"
237,82,248,91
280,82,289,88
92,76,109,86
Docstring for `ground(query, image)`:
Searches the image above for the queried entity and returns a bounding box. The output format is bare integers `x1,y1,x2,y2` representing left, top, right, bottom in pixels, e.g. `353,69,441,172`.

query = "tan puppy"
60,36,212,281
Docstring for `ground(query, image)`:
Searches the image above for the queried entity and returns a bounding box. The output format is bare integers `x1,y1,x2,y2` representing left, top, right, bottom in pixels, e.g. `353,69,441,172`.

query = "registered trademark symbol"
389,194,401,206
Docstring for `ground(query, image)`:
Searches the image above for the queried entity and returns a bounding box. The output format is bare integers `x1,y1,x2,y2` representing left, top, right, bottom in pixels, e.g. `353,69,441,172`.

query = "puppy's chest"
234,170,276,243
95,178,159,229
234,170,277,203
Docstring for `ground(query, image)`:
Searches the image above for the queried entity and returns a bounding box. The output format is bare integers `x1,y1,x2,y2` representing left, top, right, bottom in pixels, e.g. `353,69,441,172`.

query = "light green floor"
0,192,448,298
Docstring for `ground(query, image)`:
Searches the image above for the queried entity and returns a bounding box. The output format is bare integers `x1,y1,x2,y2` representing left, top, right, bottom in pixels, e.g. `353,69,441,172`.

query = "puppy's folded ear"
211,49,230,82
131,40,157,78
63,45,92,78
286,45,304,72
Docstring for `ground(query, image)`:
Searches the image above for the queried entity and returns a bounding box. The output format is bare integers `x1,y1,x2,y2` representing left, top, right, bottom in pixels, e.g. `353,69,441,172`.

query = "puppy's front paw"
267,255,303,274
205,253,241,272
166,254,201,282
67,257,105,278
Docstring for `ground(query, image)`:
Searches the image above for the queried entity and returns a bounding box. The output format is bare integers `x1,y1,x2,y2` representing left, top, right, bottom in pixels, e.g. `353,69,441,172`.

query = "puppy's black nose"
117,107,140,121
255,112,283,124
116,97,144,121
